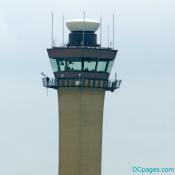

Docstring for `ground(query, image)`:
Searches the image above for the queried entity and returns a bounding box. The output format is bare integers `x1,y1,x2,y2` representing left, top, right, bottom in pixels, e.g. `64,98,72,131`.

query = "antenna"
115,72,117,80
62,14,65,46
100,16,102,47
51,11,54,48
108,25,110,48
113,13,115,49
83,11,85,47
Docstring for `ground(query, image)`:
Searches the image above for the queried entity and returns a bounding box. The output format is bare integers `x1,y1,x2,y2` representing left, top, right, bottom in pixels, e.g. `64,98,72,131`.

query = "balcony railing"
42,77,121,92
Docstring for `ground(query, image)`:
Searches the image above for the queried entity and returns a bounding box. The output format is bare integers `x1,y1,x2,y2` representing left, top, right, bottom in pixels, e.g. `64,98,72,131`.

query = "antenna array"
50,13,117,49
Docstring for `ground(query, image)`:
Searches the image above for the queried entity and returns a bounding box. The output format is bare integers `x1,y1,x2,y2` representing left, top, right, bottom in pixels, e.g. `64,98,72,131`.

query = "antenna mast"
100,16,102,47
83,11,85,47
51,11,54,48
62,14,65,46
113,13,115,49
108,25,110,48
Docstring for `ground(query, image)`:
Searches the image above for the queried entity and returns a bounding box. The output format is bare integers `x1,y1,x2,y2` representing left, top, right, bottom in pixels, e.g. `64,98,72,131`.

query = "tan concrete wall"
57,88,105,175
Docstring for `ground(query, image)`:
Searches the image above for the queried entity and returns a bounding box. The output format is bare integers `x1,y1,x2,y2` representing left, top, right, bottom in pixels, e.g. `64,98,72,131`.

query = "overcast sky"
0,0,175,175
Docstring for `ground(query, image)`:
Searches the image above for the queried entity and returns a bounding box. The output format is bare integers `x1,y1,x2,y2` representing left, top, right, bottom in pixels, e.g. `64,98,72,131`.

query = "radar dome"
66,19,100,32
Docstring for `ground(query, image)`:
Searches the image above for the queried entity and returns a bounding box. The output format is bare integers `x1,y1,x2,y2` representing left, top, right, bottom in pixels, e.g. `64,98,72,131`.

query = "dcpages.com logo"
132,167,175,174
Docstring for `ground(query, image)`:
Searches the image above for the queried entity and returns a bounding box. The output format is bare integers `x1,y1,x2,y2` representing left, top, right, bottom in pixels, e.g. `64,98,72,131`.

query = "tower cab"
43,19,121,91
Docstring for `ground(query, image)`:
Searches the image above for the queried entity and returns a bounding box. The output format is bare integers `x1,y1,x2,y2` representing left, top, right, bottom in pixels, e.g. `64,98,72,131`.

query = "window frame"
50,57,113,73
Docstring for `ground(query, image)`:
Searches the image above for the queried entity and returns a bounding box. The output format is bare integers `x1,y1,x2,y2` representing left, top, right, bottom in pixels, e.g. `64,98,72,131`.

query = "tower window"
50,58,58,72
57,60,66,71
96,61,107,72
67,61,82,71
106,60,114,73
50,57,114,73
84,61,96,72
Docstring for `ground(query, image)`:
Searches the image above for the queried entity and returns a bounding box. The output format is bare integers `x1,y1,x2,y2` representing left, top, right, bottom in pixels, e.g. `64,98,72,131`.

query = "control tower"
42,18,121,175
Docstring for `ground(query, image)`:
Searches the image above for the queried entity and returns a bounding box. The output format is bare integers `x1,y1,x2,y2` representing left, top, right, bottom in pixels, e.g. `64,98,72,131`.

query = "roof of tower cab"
66,19,100,32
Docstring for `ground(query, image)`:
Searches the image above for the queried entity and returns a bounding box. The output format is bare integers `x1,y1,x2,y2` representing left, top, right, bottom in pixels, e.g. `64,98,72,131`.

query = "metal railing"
53,45,113,50
42,77,121,92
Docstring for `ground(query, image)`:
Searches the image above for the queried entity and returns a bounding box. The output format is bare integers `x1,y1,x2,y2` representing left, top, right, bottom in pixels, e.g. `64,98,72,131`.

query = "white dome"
66,19,100,32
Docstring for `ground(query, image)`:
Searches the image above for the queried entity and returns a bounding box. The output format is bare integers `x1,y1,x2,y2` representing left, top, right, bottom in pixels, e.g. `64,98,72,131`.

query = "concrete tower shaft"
58,88,104,175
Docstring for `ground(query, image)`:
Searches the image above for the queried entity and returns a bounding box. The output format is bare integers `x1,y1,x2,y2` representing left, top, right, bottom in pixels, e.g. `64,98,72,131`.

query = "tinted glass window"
67,61,82,71
84,61,96,72
96,61,107,72
57,60,66,71
50,58,58,72
106,60,114,73
51,57,112,72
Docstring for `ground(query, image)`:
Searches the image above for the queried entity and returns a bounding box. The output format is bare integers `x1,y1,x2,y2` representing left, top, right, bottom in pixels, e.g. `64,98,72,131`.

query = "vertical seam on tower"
79,88,82,175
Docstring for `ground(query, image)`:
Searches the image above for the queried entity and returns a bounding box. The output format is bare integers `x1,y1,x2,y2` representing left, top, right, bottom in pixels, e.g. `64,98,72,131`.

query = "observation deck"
42,77,121,92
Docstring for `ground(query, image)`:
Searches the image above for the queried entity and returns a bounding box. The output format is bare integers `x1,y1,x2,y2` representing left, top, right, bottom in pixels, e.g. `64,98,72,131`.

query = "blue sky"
0,0,175,175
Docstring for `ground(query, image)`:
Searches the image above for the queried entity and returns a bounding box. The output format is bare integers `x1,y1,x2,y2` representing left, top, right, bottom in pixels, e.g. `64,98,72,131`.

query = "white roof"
66,19,100,32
